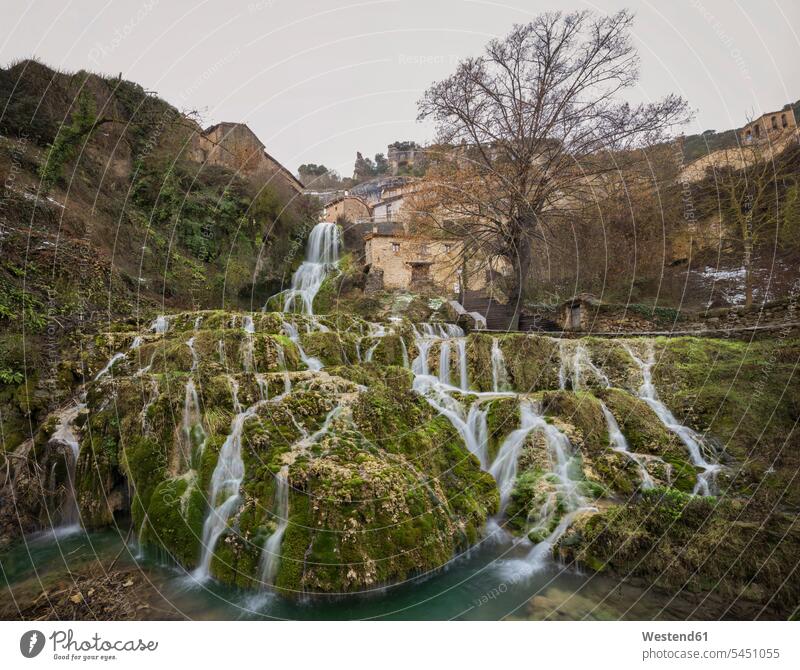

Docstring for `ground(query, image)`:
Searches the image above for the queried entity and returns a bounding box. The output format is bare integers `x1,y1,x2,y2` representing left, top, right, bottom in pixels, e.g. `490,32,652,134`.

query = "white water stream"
622,342,720,495
281,221,340,315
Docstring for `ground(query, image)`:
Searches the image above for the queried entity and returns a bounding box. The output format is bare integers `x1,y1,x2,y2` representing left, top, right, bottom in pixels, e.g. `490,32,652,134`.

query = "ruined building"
189,122,304,194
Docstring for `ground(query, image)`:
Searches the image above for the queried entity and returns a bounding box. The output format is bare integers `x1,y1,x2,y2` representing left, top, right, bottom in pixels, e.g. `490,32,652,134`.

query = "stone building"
741,105,797,143
387,141,419,175
364,225,487,294
189,122,304,193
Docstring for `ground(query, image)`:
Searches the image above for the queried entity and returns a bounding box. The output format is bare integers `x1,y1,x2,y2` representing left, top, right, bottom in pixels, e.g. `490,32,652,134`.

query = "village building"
741,105,797,143
387,141,420,174
364,226,484,294
189,122,304,194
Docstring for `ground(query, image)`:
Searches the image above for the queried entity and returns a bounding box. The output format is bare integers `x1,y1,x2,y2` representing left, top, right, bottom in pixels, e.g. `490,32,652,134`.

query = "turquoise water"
0,526,699,620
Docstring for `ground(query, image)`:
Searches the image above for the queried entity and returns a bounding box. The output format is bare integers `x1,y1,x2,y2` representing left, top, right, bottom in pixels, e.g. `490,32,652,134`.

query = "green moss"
142,475,205,566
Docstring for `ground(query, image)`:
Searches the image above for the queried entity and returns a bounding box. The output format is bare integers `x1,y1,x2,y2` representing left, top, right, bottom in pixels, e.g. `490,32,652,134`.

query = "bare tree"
416,10,690,314
707,141,799,306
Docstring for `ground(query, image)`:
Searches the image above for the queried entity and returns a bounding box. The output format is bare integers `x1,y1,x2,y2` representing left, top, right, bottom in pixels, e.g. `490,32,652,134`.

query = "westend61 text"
642,631,708,642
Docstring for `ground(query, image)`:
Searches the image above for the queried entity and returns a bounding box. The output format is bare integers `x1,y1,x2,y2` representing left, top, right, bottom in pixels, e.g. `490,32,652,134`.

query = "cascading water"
364,323,387,362
489,401,539,513
151,315,169,334
491,338,510,392
187,336,199,372
194,380,256,581
282,321,323,371
281,221,340,315
599,400,654,489
242,315,256,373
438,339,451,386
258,465,289,586
556,340,609,391
456,338,468,391
52,401,86,530
623,342,720,495
411,323,491,468
94,352,126,381
557,339,568,390
182,379,207,464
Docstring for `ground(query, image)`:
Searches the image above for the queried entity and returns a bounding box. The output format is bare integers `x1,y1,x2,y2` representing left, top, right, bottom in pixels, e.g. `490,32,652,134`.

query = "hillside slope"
0,59,317,451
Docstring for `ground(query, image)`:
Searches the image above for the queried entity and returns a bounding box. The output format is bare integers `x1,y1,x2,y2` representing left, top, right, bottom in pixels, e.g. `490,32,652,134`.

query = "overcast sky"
2,0,799,177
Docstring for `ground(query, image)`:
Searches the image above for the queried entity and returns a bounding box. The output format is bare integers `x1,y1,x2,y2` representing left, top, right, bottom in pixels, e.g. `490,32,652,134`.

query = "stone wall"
364,234,487,293
188,122,302,193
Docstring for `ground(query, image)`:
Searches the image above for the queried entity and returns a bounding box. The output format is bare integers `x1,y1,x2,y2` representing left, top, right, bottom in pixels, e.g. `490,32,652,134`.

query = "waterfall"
186,337,199,371
94,352,126,381
281,321,323,371
489,401,539,512
140,378,159,433
521,418,590,570
556,340,609,391
193,380,255,581
182,379,207,463
194,316,203,330
364,323,387,362
438,339,451,386
256,374,269,401
491,338,509,392
151,315,169,334
599,400,654,489
242,315,256,373
456,338,468,391
275,345,292,396
281,221,340,315
557,340,568,390
258,465,289,586
411,374,489,467
623,342,719,495
399,337,409,368
52,401,86,529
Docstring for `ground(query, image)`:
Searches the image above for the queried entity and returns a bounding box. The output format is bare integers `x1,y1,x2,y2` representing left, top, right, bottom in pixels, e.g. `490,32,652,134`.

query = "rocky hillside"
0,59,318,456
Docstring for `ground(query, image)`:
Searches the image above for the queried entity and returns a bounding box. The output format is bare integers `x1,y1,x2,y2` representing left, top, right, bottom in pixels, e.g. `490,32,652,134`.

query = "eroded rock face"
6,311,799,613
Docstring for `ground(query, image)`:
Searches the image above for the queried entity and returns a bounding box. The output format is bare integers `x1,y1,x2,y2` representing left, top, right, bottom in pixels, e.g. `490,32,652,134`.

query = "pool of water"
0,526,702,620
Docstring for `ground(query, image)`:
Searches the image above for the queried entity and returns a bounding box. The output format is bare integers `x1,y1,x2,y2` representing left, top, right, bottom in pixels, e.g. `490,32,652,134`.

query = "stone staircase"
461,291,519,331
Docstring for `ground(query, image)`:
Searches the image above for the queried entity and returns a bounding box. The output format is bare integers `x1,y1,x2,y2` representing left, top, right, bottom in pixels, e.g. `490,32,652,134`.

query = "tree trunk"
744,226,753,307
507,225,533,327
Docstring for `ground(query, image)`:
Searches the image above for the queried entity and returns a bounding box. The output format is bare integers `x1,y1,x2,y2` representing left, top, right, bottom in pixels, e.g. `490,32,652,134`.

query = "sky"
2,0,799,178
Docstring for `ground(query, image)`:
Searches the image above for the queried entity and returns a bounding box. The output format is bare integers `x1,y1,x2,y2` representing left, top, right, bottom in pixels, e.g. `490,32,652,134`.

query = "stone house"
364,225,487,294
741,105,797,144
560,293,602,331
189,122,304,193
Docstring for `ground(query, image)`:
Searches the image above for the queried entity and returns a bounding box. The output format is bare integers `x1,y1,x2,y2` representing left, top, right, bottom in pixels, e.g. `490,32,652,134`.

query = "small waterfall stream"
151,315,169,334
281,221,340,315
52,401,87,530
491,338,509,392
194,379,256,581
258,465,289,586
599,400,655,489
242,315,256,373
282,321,323,371
488,401,539,512
623,342,720,495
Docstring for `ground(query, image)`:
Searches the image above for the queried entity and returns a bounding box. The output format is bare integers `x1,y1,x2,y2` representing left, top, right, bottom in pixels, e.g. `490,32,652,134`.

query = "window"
772,116,778,129
754,124,761,138
782,114,788,128
392,242,400,253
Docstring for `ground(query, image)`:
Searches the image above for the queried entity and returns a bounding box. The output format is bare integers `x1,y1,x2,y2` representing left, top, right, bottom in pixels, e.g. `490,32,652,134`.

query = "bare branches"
416,10,690,304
